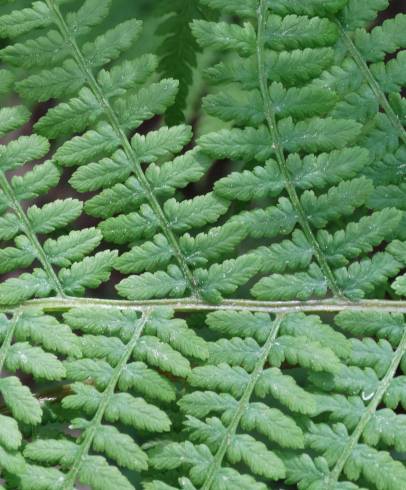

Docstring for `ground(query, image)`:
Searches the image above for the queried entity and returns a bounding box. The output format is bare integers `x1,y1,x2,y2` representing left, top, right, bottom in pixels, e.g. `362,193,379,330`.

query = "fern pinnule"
15,307,208,490
307,311,406,489
149,310,359,489
149,310,406,489
193,0,405,302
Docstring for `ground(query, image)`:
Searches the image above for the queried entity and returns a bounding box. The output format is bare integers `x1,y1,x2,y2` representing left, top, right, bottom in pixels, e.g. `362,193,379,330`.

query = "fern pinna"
0,0,405,489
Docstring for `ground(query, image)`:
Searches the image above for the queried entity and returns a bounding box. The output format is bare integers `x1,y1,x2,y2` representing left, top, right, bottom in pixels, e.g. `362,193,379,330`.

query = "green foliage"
150,310,406,490
0,0,405,489
194,0,405,302
10,307,205,489
156,0,211,124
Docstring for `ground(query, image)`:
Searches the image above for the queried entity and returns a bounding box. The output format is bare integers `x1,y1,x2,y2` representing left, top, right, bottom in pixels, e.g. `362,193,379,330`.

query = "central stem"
2,297,406,315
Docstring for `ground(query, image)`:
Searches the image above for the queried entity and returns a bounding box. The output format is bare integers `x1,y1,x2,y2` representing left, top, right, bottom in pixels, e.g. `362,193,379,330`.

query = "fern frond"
14,307,207,490
0,1,405,489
